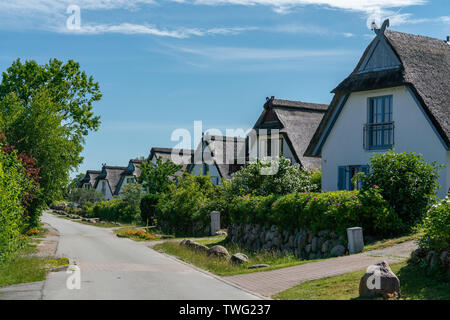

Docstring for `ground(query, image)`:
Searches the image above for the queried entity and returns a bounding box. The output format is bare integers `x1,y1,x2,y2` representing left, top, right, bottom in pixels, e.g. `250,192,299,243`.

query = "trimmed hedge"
419,197,449,252
92,199,125,222
228,186,403,236
0,150,29,262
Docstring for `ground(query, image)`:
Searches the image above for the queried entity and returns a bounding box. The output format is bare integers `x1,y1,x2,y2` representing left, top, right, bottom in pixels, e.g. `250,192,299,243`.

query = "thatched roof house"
148,147,193,174
94,165,128,200
114,159,144,196
251,96,328,170
303,20,449,198
188,134,246,184
78,170,101,188
306,22,450,156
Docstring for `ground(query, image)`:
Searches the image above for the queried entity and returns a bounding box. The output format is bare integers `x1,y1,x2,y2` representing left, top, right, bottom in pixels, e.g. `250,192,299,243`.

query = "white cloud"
172,0,430,29
386,13,450,26
176,0,427,14
0,0,157,13
168,44,355,60
56,23,257,38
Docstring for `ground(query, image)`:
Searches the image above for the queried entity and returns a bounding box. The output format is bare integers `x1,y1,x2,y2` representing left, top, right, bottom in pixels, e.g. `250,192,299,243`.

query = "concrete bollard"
347,227,364,254
210,211,220,235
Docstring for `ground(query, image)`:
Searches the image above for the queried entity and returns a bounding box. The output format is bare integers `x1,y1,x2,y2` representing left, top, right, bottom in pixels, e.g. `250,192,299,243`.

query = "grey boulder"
359,261,400,299
231,253,249,265
207,245,230,259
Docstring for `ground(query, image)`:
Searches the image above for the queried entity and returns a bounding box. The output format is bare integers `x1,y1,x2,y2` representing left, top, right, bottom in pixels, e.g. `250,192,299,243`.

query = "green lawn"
154,236,320,276
0,244,69,288
363,233,422,252
273,261,450,300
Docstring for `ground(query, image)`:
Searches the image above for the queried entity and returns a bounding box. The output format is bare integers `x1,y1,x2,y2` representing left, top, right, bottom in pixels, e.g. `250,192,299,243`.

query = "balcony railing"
363,122,394,150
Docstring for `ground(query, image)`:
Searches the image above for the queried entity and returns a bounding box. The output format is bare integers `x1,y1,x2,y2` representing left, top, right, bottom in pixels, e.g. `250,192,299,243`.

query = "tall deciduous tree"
0,59,102,226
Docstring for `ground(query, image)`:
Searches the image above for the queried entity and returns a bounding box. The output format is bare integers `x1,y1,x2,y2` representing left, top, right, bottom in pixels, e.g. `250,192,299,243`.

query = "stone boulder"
180,239,209,253
330,244,346,257
207,245,230,259
231,253,249,265
359,261,400,299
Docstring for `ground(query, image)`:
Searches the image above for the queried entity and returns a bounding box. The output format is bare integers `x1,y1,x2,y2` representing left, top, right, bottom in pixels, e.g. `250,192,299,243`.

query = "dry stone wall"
226,224,348,260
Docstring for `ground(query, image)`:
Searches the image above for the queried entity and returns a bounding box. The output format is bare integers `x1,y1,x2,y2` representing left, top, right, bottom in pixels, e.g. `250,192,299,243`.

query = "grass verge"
0,245,69,288
273,260,450,300
363,233,422,252
154,236,319,276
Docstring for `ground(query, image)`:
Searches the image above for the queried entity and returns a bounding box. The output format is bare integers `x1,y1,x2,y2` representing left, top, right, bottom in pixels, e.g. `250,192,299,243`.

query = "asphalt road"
2,212,261,300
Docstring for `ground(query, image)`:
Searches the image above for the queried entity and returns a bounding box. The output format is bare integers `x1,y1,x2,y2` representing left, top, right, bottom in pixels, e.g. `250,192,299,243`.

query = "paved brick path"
223,240,418,297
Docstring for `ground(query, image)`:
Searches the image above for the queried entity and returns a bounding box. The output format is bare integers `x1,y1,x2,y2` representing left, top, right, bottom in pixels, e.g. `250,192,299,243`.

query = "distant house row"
80,21,450,200
79,98,328,200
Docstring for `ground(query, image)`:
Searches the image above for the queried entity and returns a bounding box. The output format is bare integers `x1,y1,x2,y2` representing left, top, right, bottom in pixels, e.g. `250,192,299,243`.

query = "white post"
210,211,220,235
347,227,364,254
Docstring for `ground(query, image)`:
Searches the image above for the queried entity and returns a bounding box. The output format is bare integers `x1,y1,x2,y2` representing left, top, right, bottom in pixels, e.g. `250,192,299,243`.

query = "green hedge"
0,150,29,263
156,175,217,236
419,197,449,252
92,199,133,222
228,187,403,236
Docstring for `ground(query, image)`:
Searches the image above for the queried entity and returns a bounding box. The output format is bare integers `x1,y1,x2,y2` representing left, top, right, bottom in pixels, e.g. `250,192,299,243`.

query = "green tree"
119,183,145,223
230,157,318,197
0,59,102,226
68,188,104,207
156,175,216,236
138,157,183,194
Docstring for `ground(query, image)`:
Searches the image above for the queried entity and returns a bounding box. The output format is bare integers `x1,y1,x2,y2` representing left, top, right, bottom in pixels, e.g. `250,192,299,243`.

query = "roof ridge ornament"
373,19,389,36
264,96,275,109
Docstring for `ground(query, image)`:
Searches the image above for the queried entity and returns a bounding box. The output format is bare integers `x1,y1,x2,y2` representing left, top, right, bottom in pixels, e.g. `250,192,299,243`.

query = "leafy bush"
119,183,144,223
140,194,160,225
138,156,183,194
0,149,30,262
80,201,95,218
230,157,320,197
418,197,449,252
362,151,442,229
93,199,124,222
156,175,216,236
228,187,402,236
309,170,322,192
68,188,104,207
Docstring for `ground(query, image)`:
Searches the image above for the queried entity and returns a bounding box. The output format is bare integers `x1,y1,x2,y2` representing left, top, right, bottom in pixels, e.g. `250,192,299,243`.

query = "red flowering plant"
0,130,41,226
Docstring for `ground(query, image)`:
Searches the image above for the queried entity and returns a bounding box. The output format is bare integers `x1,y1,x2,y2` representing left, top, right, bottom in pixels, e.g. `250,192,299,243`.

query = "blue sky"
0,0,448,178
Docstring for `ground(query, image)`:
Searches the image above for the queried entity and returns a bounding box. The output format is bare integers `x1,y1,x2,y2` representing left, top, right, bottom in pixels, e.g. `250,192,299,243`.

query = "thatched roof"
188,135,246,179
305,26,450,156
254,97,328,169
147,147,193,172
95,165,128,195
122,159,144,178
79,170,101,188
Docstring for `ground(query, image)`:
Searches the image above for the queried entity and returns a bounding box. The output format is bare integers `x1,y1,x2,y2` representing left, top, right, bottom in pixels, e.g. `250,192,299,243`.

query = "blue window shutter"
338,166,346,190
362,165,370,175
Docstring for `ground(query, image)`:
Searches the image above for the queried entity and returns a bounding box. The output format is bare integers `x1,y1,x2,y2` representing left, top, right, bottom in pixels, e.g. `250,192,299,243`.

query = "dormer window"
364,95,394,150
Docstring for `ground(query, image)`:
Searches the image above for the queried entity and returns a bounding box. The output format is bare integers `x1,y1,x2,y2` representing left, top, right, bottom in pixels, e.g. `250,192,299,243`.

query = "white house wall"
96,179,113,201
249,134,297,164
321,85,448,199
117,175,136,197
190,163,222,185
